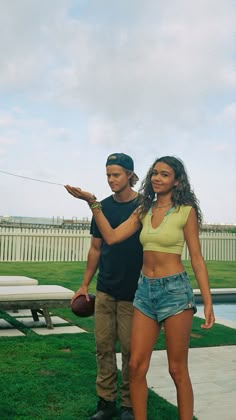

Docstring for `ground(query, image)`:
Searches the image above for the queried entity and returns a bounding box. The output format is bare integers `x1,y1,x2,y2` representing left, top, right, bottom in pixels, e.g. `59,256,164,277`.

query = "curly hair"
138,156,203,226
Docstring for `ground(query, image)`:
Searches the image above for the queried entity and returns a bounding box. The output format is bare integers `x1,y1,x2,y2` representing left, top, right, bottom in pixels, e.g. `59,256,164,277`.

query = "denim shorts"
133,271,197,322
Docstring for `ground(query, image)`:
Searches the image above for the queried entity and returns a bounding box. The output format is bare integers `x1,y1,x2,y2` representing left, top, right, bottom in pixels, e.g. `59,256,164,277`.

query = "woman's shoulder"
174,205,193,223
176,204,192,212
135,207,150,225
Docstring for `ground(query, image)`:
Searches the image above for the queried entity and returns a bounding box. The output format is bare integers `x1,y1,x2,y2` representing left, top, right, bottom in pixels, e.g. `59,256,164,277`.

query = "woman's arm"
64,185,141,244
184,208,215,329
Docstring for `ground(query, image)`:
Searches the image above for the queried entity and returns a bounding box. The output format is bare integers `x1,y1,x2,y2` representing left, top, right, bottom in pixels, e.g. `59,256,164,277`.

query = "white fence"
0,227,235,262
182,232,236,261
0,227,91,262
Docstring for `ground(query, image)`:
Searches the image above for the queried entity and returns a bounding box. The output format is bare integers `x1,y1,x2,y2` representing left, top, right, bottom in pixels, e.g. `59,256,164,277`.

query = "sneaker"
120,406,134,420
90,398,117,420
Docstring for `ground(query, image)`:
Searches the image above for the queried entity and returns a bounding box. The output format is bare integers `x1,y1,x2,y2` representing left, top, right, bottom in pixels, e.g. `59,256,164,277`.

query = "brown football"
71,294,96,317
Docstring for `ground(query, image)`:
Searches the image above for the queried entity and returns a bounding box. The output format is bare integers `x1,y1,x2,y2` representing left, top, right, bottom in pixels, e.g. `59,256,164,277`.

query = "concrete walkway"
0,310,85,336
147,345,236,420
117,345,236,420
117,311,236,420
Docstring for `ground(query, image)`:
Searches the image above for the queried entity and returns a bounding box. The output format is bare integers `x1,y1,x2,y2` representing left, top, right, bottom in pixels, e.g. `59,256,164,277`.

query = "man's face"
106,165,130,193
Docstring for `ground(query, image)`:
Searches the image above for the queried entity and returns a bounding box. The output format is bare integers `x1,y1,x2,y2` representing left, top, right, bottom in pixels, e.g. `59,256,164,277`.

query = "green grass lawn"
0,260,235,419
183,260,236,288
1,260,235,289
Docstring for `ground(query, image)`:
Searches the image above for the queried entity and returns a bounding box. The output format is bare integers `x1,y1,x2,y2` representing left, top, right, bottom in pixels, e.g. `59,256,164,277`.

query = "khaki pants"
95,291,134,407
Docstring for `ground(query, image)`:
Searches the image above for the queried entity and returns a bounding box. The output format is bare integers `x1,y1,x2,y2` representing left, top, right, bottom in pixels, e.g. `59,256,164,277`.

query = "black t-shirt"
91,194,143,301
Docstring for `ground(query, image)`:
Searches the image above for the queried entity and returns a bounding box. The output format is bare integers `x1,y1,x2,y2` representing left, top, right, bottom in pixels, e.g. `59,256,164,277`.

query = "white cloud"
88,117,118,145
220,103,236,122
0,136,15,145
0,0,235,222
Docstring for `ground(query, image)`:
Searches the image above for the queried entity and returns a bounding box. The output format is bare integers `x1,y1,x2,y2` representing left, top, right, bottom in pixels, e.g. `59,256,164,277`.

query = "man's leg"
90,291,117,420
117,300,134,418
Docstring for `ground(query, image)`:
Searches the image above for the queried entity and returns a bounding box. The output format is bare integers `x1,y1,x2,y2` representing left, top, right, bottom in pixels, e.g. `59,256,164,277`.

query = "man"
71,153,143,420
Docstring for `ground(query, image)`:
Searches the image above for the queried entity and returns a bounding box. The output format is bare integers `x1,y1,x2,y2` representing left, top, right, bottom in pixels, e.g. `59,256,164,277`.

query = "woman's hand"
201,303,215,329
64,185,96,204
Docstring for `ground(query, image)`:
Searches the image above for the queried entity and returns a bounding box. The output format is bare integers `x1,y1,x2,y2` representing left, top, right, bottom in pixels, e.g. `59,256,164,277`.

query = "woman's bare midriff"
142,251,185,278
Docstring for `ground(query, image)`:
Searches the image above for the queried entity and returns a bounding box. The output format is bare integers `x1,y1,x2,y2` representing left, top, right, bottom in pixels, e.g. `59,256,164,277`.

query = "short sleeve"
90,217,102,238
182,206,192,225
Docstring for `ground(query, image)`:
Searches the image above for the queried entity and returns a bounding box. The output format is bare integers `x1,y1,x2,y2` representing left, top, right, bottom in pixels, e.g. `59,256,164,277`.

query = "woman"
65,156,215,420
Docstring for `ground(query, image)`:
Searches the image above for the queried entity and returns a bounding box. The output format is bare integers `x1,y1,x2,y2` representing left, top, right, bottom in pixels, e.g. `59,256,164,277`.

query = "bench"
0,285,74,329
0,277,39,322
0,276,38,286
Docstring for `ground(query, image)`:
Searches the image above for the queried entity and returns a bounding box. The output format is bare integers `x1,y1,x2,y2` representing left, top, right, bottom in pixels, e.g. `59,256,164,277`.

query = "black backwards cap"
106,153,139,180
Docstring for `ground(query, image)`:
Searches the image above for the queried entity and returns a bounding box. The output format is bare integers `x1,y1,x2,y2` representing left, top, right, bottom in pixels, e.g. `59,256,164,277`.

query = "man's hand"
71,285,90,304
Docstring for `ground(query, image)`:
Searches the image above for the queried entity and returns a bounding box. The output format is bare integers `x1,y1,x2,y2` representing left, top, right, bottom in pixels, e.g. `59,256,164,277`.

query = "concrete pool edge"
194,288,236,303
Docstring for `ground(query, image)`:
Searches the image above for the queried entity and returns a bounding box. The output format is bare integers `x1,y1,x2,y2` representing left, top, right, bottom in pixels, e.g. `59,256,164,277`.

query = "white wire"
0,170,64,186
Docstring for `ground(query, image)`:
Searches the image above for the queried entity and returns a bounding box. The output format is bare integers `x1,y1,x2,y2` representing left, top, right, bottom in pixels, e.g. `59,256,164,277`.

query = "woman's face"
151,161,179,194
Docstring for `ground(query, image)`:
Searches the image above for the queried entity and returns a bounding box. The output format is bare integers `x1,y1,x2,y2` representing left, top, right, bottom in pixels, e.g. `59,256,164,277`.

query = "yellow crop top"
139,205,192,255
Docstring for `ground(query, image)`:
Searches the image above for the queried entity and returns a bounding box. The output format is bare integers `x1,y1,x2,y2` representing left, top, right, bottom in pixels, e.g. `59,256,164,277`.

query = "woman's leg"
129,309,161,420
164,309,194,420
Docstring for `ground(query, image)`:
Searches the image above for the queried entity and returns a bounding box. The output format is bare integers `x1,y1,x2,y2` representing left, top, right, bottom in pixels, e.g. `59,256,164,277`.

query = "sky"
0,0,235,224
